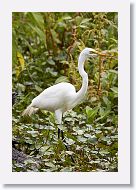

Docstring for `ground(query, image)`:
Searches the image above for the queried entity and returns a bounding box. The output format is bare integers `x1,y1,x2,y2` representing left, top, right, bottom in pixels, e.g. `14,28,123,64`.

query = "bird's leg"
61,137,75,163
55,110,75,163
58,128,61,139
61,130,68,150
55,110,62,140
61,130,64,140
61,129,75,163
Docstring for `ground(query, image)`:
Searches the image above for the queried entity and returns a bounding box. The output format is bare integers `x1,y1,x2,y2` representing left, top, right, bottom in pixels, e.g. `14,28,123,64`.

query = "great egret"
22,48,103,151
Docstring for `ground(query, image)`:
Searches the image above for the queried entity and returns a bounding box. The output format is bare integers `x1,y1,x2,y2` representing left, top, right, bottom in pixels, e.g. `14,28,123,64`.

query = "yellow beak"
94,50,106,56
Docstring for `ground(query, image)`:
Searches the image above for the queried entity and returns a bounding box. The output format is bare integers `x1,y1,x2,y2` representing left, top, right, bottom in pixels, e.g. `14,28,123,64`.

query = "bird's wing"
38,82,76,98
31,82,76,111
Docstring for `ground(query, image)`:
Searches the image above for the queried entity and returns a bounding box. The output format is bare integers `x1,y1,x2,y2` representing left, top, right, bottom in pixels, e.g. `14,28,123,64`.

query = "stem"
97,56,102,97
45,130,50,144
26,66,36,84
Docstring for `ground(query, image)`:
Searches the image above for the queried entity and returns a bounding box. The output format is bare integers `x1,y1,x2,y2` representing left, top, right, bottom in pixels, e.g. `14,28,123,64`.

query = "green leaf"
65,138,75,145
24,159,36,165
17,83,26,92
77,136,87,143
55,76,69,84
44,162,55,168
96,109,111,121
65,151,74,155
84,133,92,138
47,58,55,65
79,25,88,29
65,117,73,122
27,130,39,137
63,16,72,20
86,106,98,122
80,18,91,25
28,23,46,47
27,12,44,30
50,29,61,44
109,69,118,74
77,130,84,135
35,85,42,93
17,52,25,70
99,150,109,156
103,96,110,105
110,87,118,94
25,139,33,144
60,167,73,172
40,146,51,153
12,29,17,65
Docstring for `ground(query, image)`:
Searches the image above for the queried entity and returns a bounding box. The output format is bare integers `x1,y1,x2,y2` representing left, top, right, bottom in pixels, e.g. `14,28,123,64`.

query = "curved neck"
76,53,88,102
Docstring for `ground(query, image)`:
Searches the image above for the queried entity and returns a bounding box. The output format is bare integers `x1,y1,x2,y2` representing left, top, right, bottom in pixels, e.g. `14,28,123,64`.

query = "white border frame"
0,0,130,184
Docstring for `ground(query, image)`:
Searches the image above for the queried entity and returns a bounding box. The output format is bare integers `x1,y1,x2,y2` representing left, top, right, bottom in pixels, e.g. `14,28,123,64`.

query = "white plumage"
22,48,100,126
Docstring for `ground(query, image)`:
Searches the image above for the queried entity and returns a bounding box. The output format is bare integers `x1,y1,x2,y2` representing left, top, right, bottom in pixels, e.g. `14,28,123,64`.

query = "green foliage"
12,12,118,172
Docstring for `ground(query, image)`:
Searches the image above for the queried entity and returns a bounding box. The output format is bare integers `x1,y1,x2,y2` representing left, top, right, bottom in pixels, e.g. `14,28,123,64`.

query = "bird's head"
80,47,105,58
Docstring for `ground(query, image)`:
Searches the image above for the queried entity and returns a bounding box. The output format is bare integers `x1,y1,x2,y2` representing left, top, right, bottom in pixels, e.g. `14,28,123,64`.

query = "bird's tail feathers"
22,104,39,116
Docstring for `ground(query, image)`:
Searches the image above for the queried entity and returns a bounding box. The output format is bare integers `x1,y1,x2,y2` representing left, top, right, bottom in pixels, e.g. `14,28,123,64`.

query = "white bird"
22,48,102,140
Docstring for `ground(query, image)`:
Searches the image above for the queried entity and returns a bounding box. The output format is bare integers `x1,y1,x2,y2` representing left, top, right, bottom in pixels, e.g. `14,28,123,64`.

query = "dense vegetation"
12,12,118,172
